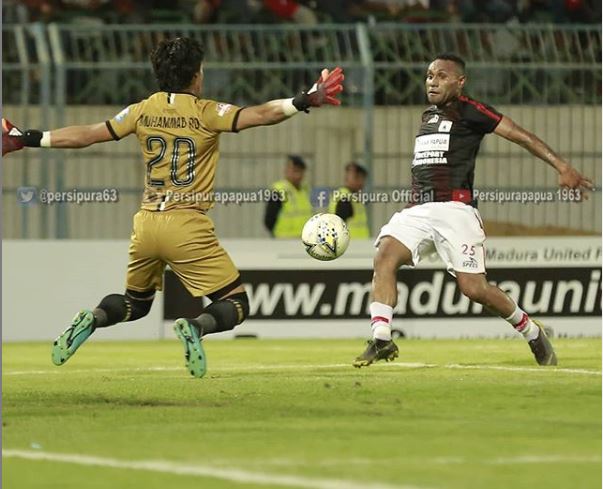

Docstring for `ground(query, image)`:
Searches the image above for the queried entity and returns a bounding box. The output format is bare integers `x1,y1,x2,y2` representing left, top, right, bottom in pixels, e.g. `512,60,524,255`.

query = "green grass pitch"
2,338,601,489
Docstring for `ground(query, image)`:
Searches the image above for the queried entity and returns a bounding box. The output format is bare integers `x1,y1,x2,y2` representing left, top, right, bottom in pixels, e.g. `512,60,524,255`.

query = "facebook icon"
311,187,331,210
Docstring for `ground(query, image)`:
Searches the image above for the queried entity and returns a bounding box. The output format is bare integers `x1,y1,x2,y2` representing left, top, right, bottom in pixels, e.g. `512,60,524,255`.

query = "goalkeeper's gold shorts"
126,209,239,297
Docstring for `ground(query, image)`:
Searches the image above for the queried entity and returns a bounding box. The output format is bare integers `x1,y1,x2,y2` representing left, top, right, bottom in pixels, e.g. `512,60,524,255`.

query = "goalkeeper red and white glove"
292,66,344,112
2,118,25,156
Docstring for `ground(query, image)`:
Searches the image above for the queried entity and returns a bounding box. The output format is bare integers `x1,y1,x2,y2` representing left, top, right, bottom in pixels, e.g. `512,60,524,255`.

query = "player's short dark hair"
287,154,307,170
151,37,205,92
345,161,368,177
434,53,466,74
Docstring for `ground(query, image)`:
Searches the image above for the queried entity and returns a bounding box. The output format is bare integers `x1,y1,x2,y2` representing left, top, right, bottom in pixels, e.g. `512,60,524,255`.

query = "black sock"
93,290,154,329
190,313,218,336
92,308,109,329
189,292,249,336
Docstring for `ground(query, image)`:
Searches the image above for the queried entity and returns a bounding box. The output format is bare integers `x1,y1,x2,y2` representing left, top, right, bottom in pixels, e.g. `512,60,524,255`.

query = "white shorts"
375,202,486,276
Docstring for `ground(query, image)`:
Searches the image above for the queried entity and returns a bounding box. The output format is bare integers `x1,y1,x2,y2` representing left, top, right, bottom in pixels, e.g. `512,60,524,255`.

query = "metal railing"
2,23,53,238
369,24,602,105
46,23,366,105
2,23,601,238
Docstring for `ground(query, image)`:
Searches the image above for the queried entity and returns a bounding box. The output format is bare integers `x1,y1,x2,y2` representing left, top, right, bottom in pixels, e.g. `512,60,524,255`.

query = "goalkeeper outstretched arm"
41,122,114,148
236,67,344,130
2,66,344,155
2,119,115,154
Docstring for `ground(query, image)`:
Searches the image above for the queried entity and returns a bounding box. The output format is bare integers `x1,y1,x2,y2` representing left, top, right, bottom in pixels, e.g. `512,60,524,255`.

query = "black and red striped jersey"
410,95,502,206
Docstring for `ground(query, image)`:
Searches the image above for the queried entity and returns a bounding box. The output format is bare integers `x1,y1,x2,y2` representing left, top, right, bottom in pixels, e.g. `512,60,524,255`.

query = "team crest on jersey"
438,120,453,133
114,106,130,123
427,114,439,124
216,103,233,117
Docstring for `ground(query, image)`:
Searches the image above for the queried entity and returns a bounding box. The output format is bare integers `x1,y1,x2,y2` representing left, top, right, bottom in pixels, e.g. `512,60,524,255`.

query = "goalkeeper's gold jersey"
106,91,242,212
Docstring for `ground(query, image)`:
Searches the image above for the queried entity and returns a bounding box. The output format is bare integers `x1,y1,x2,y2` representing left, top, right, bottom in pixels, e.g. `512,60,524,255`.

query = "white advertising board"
3,238,601,342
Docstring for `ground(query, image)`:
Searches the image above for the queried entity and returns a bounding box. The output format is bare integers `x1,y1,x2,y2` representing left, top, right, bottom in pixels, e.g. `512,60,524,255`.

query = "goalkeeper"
3,37,344,378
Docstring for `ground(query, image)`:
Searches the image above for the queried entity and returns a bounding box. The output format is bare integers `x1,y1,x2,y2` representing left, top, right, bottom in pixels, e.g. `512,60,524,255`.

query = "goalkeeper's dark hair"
434,53,466,74
151,37,205,92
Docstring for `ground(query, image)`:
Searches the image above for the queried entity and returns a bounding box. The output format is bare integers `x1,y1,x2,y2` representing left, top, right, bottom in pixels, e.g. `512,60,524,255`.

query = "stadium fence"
2,23,601,238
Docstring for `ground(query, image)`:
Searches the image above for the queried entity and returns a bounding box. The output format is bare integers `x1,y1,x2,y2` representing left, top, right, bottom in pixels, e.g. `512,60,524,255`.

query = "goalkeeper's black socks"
92,291,154,329
189,292,249,336
189,313,218,336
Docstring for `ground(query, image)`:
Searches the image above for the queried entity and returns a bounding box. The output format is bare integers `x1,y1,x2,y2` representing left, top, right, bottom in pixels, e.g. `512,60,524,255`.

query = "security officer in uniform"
329,161,370,238
264,155,313,238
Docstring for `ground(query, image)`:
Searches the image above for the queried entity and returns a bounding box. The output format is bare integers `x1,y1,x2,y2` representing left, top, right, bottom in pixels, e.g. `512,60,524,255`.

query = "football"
301,213,350,261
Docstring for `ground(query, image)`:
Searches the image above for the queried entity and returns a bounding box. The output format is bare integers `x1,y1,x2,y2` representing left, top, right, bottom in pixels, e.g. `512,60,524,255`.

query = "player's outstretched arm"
494,115,594,193
235,67,344,131
2,118,114,156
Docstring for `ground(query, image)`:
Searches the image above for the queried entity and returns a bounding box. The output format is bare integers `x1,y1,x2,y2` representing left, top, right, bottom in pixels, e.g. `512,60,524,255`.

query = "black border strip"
231,107,245,133
105,120,120,141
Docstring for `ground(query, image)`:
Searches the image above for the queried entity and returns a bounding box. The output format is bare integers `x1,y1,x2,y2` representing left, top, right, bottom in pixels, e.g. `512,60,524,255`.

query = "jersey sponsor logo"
462,257,479,269
216,103,233,117
412,134,450,166
412,152,447,166
414,134,450,153
438,120,453,133
114,106,130,123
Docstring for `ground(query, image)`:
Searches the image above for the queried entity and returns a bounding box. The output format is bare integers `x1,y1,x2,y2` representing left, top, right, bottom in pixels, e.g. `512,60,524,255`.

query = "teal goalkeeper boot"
173,318,207,378
51,310,95,366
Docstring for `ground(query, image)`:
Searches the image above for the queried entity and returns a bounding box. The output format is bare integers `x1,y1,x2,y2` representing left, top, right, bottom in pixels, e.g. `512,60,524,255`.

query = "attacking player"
2,37,344,378
353,53,593,368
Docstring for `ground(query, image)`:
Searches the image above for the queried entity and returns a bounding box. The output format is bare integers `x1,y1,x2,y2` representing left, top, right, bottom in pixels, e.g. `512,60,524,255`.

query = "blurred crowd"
6,0,602,24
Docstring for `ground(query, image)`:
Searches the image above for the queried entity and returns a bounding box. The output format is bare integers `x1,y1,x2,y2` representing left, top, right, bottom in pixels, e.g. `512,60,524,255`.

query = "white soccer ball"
301,213,350,261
